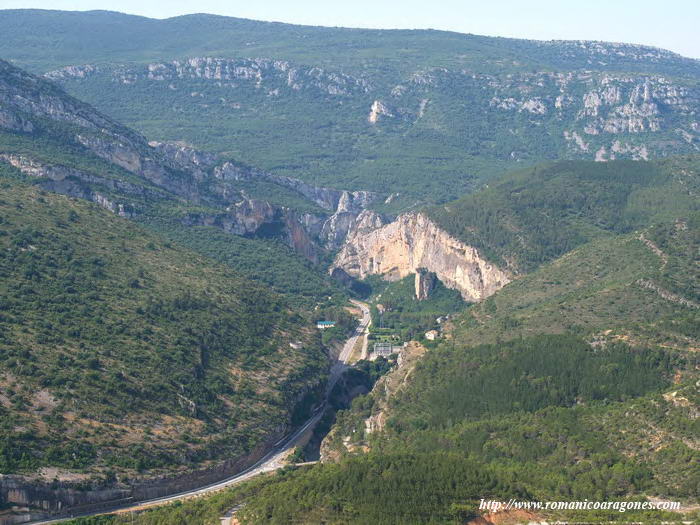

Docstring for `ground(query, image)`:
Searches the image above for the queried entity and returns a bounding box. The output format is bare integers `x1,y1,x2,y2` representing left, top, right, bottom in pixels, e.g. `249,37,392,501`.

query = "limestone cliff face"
367,100,393,123
213,161,375,213
1,61,115,133
212,160,377,250
47,57,371,98
332,211,510,302
74,134,203,201
0,107,34,133
181,198,320,262
0,153,143,217
149,140,219,180
1,60,376,261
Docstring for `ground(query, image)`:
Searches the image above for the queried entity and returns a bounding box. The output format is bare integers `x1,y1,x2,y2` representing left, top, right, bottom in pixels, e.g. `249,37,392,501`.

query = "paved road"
359,304,371,360
30,301,371,525
328,299,371,389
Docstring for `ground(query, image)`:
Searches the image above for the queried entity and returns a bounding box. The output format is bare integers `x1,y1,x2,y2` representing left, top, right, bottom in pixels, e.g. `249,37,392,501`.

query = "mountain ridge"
2,9,698,73
0,57,381,265
0,12,698,523
6,9,696,207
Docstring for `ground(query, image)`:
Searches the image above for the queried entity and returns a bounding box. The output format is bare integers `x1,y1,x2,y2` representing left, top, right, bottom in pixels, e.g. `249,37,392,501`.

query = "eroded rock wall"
332,211,510,302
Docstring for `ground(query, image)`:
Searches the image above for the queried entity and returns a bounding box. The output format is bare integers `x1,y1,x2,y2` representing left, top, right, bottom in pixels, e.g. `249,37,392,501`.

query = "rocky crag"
47,56,700,170
46,57,371,97
386,70,700,162
414,269,437,300
0,59,378,259
331,211,510,302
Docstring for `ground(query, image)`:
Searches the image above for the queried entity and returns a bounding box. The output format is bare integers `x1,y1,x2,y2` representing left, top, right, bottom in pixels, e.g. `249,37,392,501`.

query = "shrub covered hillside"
0,172,327,478
89,338,696,524
455,213,700,350
0,58,345,305
428,158,700,272
233,339,692,524
0,127,342,306
214,217,698,523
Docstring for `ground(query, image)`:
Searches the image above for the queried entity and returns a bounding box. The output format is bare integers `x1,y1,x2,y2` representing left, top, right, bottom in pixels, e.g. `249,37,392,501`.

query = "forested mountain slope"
0,55,357,522
221,216,699,524
1,10,698,207
78,187,700,525
0,10,698,524
454,216,699,349
427,158,700,272
331,158,699,305
0,57,358,302
46,248,700,513
0,172,326,480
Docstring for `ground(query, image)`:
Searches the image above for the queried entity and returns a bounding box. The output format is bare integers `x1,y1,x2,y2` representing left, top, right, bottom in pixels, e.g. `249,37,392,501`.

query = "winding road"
30,301,371,525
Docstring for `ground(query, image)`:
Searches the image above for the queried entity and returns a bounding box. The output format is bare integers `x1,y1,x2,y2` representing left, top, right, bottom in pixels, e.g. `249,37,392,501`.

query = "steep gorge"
332,211,510,302
0,58,380,263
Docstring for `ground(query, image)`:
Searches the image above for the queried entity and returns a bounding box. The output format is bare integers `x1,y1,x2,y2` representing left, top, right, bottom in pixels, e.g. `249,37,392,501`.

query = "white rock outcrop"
368,100,393,123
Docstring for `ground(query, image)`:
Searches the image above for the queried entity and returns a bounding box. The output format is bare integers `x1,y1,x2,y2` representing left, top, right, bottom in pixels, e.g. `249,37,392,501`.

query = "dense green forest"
428,158,700,272
372,333,696,500
389,335,674,429
454,214,700,350
141,216,343,305
0,173,326,477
